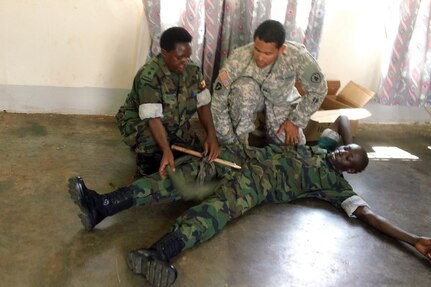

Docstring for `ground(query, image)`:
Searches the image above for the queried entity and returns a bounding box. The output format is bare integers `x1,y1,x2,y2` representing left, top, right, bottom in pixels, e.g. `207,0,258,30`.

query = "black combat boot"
68,176,134,231
127,232,185,287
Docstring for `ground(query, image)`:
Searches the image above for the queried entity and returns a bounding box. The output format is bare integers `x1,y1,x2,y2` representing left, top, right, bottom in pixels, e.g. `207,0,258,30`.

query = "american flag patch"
219,71,232,88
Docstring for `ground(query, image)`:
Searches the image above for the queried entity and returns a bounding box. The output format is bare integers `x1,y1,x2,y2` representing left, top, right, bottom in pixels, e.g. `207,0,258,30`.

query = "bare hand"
159,149,175,179
203,134,220,162
415,237,431,260
277,120,300,144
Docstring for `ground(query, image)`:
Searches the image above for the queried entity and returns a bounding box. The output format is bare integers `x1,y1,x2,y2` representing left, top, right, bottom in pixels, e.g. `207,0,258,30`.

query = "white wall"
319,0,388,92
0,0,150,114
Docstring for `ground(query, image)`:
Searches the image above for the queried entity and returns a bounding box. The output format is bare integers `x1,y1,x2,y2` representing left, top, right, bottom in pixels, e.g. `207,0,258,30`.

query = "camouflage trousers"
229,78,306,145
129,144,355,250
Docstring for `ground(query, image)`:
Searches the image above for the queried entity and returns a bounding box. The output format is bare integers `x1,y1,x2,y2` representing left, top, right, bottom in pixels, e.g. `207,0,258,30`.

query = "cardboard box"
303,81,376,142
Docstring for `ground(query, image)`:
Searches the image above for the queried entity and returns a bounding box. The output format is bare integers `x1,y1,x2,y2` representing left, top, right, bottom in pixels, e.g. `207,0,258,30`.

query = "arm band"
138,103,163,120
341,195,370,217
197,89,211,108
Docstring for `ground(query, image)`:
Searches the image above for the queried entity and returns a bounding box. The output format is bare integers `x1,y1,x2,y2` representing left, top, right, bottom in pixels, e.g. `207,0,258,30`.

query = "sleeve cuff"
288,113,307,129
197,89,211,108
341,195,370,217
138,103,163,120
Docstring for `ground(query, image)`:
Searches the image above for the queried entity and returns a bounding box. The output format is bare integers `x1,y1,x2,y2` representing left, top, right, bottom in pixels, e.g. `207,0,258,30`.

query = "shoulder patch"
310,72,322,83
141,62,159,82
219,71,232,88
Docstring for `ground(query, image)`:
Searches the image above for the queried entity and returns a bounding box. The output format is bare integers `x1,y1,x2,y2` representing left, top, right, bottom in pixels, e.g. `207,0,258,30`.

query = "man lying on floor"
68,116,431,287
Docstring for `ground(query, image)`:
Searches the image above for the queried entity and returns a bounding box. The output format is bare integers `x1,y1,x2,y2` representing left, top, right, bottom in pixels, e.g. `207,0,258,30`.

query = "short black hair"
160,27,192,52
253,20,286,48
356,147,369,172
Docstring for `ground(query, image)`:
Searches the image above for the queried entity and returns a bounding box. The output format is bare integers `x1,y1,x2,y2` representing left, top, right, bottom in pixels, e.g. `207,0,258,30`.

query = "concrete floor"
1,112,431,287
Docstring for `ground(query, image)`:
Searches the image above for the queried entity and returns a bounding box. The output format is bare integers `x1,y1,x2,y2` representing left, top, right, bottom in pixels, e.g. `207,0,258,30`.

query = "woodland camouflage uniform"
128,143,365,249
116,54,209,174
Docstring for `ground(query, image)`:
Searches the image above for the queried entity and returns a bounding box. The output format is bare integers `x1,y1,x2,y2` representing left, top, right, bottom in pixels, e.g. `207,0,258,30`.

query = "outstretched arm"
353,206,431,259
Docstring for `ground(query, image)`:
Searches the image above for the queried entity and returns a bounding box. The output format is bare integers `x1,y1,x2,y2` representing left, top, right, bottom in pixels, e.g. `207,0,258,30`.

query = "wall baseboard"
0,84,129,115
362,102,431,124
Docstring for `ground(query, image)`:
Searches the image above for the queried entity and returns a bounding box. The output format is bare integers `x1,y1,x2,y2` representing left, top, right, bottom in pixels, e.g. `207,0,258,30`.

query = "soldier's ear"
278,44,287,55
161,49,168,57
347,169,358,174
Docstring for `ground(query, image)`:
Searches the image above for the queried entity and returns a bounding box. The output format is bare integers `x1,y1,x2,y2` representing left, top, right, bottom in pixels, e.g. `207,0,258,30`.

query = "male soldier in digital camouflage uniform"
68,118,431,286
116,27,219,178
211,19,328,146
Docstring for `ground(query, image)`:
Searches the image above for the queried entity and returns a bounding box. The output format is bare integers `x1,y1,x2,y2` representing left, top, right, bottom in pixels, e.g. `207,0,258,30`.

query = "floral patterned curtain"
284,0,326,59
303,0,326,59
142,0,326,86
218,0,272,66
378,0,431,107
142,0,162,57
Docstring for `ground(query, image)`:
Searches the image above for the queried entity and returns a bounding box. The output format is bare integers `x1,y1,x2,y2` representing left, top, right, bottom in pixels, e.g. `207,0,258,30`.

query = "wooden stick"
171,145,242,170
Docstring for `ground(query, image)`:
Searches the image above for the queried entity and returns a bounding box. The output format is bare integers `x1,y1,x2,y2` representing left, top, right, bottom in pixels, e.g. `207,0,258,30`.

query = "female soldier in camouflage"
116,27,219,178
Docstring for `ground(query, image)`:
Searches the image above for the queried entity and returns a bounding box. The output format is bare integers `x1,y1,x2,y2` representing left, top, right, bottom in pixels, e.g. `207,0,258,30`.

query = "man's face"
327,144,365,173
253,37,285,68
162,42,192,73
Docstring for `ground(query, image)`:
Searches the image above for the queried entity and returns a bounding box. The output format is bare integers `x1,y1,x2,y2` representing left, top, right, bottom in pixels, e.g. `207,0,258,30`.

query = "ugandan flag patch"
200,80,207,89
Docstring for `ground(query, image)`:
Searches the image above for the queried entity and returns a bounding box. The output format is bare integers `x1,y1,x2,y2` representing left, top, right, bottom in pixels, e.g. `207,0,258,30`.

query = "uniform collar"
325,153,344,174
156,54,172,76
